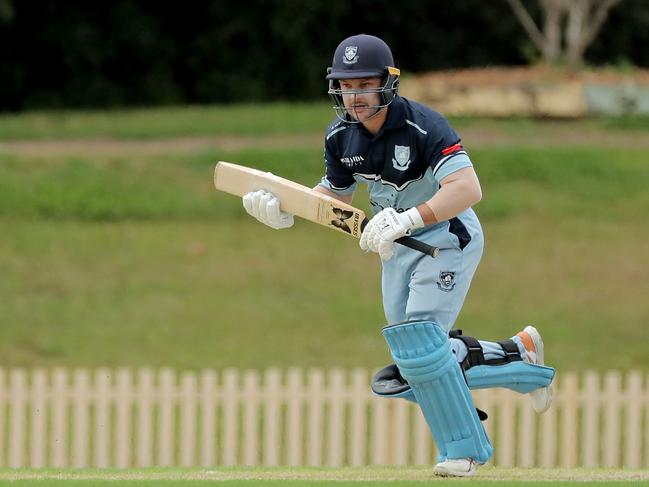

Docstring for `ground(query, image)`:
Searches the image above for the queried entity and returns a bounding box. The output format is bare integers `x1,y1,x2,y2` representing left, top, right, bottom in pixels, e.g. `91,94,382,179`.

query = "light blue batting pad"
382,321,493,463
466,362,555,393
373,360,555,399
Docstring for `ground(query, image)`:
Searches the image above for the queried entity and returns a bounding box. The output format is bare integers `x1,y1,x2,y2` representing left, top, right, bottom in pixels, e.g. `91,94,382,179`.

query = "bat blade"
214,161,439,257
214,161,365,237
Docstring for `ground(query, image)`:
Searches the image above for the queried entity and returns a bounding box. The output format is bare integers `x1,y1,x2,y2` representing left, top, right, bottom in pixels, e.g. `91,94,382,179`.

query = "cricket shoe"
516,325,553,413
433,458,477,477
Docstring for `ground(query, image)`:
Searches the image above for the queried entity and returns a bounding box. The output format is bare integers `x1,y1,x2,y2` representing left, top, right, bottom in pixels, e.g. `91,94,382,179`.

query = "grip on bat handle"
359,219,439,258
395,235,440,258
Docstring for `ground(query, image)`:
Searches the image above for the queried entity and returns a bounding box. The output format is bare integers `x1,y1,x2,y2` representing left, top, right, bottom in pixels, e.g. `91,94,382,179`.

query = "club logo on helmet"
392,145,412,171
343,46,359,64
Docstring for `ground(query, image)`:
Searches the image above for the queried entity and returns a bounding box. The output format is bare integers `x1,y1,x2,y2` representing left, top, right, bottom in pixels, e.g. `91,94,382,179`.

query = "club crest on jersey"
392,145,412,171
437,271,456,292
343,46,359,64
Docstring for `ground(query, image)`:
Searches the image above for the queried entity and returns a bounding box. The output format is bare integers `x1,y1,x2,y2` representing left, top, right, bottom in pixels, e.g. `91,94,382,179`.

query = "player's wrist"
417,202,438,225
401,207,425,230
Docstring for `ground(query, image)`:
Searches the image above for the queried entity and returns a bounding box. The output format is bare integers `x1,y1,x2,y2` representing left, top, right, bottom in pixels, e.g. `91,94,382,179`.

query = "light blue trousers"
381,226,523,361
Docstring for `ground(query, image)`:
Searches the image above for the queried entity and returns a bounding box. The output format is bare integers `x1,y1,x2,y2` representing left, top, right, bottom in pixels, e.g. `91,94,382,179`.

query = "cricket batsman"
242,34,555,477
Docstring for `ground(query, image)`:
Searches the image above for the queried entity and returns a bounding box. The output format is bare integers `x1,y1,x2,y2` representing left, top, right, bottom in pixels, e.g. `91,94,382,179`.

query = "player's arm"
359,167,481,261
243,130,355,230
415,166,482,225
313,185,354,205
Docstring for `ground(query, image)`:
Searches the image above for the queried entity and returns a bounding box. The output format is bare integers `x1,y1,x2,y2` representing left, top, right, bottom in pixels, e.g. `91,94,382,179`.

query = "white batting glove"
242,189,294,229
360,207,424,261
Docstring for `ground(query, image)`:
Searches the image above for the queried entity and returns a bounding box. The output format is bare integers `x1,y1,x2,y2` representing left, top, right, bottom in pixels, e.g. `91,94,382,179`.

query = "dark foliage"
0,0,647,110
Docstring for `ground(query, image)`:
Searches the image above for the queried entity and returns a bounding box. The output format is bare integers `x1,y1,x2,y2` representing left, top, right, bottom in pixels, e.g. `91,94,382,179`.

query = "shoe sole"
433,467,476,478
523,325,553,413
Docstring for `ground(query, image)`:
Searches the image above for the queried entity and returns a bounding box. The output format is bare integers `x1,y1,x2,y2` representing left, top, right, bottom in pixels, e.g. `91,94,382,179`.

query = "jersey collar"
380,96,407,131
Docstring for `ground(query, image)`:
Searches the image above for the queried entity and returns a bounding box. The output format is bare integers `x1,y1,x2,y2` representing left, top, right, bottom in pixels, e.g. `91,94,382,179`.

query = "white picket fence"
0,367,647,468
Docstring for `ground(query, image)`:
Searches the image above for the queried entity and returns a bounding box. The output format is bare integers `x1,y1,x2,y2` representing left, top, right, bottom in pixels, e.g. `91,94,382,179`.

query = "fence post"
136,368,154,467
94,368,111,467
603,371,622,467
349,368,368,466
560,373,579,468
305,368,324,466
179,371,198,467
623,371,643,468
221,368,239,466
242,370,260,466
51,368,68,468
115,368,133,468
518,398,536,466
287,368,304,466
199,369,218,467
72,369,91,468
0,369,5,467
262,368,281,466
582,371,600,467
496,390,516,467
326,369,345,466
392,399,410,465
370,393,389,465
30,369,47,468
645,372,649,469
539,389,557,467
158,368,176,467
8,368,27,468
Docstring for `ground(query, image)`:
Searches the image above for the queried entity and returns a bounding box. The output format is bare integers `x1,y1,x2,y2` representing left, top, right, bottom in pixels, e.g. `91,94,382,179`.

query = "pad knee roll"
383,321,493,463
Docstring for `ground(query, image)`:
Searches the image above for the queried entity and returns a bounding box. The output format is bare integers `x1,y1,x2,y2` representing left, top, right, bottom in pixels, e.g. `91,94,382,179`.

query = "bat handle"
395,235,440,258
359,219,440,258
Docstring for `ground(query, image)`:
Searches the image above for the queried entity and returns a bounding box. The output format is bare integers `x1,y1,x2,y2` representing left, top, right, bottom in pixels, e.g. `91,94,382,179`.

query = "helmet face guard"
327,67,400,123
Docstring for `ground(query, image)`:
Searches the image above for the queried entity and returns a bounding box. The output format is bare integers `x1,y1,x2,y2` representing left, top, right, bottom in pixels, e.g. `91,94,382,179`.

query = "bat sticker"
331,208,356,234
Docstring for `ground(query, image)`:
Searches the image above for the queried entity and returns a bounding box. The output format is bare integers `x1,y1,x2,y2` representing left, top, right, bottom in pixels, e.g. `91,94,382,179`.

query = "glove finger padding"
242,190,293,229
242,192,255,216
257,191,274,224
250,190,264,219
265,196,281,227
378,239,395,261
266,196,294,229
370,231,383,253
359,218,375,251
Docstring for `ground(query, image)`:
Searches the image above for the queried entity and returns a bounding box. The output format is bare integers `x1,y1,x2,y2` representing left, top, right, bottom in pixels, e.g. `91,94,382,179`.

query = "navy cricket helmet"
326,34,401,123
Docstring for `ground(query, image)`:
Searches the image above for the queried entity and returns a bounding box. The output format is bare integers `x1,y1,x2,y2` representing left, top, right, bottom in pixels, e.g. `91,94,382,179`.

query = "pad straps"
497,339,523,363
450,329,522,371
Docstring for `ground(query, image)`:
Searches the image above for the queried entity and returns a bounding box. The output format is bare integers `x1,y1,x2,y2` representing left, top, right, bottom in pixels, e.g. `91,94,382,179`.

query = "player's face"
339,78,383,121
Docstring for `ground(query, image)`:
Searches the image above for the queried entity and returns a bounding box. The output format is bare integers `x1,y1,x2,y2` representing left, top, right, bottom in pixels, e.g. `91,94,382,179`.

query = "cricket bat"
214,161,439,258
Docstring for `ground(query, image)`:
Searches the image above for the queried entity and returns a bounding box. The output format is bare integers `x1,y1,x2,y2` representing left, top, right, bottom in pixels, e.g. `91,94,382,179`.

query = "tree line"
1,0,647,111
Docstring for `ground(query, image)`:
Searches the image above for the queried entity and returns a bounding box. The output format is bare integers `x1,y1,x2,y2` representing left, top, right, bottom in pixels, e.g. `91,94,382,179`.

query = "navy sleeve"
317,137,357,196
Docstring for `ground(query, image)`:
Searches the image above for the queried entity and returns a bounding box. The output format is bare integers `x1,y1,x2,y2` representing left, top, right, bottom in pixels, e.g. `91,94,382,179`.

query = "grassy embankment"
0,105,648,371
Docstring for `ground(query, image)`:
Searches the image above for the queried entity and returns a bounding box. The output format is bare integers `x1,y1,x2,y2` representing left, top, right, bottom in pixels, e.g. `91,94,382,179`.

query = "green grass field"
0,467,648,485
1,104,648,140
0,105,648,371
